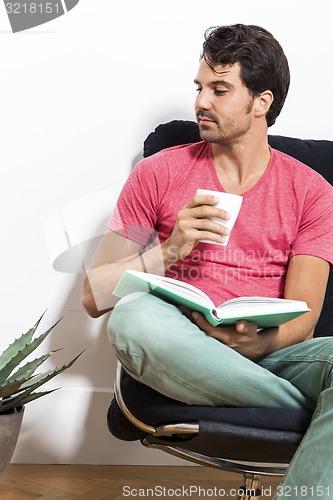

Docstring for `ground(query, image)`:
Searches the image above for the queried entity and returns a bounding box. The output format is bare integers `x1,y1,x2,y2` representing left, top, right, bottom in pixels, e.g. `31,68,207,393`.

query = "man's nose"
195,90,212,110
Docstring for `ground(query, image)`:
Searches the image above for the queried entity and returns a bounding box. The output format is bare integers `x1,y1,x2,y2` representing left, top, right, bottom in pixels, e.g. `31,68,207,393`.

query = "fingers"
192,314,257,340
186,195,231,222
191,311,212,333
176,217,230,243
178,305,191,318
164,194,232,262
177,194,231,243
235,320,257,337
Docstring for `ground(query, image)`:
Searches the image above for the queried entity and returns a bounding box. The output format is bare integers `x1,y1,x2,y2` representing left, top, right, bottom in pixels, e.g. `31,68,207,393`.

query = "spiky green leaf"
0,351,83,413
0,378,27,399
21,351,84,392
0,314,84,413
6,353,51,383
0,320,61,386
0,313,45,371
0,389,59,414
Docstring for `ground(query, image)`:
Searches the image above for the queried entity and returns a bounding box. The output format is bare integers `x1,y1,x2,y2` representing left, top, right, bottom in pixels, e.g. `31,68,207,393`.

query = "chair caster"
238,473,262,499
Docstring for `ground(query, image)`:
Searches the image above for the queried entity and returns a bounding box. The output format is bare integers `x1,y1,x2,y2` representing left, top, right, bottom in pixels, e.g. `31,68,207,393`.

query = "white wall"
0,0,331,465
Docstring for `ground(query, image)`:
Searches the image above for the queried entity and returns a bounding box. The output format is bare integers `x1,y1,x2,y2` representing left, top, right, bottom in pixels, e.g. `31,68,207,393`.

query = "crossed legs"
108,292,333,499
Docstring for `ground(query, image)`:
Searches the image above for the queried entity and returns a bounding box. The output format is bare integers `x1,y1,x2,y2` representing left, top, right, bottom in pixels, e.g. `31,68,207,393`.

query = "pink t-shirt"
108,142,333,306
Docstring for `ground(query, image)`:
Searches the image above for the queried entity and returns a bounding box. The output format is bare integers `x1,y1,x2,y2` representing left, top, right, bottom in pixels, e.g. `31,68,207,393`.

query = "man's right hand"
161,194,231,263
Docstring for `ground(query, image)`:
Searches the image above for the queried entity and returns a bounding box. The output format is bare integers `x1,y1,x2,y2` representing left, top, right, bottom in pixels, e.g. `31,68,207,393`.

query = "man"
83,25,333,498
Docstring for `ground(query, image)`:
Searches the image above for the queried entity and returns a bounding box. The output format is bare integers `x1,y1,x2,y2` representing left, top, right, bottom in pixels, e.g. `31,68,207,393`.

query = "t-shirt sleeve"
107,156,163,248
291,174,333,267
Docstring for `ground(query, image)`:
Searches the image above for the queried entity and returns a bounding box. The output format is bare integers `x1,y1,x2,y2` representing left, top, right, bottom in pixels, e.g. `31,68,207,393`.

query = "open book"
113,270,310,328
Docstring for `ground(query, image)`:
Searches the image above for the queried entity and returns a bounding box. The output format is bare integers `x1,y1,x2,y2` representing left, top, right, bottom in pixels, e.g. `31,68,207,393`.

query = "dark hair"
201,24,290,127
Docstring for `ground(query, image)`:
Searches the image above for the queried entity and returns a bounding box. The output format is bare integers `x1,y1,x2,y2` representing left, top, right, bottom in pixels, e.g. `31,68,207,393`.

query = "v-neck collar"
204,142,274,198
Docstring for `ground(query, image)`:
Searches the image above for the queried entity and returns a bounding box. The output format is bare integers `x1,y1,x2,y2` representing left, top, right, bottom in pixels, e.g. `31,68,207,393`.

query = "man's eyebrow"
194,78,233,87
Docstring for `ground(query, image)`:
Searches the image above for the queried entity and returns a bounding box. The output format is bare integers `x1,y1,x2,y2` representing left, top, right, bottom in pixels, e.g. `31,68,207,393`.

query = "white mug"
196,189,243,246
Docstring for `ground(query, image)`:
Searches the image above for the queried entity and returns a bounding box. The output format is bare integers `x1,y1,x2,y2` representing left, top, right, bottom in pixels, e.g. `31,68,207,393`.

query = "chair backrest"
143,120,333,338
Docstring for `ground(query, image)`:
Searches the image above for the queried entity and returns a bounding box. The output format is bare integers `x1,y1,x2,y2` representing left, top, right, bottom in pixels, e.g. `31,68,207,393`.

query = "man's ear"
254,90,274,118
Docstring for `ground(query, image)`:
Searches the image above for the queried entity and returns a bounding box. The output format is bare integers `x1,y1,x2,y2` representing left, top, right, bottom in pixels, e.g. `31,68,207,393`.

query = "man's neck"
211,136,271,195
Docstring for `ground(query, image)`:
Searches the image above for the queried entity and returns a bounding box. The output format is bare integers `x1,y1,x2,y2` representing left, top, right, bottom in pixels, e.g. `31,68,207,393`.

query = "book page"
219,296,307,307
216,297,309,319
140,273,214,307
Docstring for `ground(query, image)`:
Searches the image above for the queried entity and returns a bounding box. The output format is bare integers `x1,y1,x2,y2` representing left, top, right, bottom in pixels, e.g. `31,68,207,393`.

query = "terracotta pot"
0,407,24,479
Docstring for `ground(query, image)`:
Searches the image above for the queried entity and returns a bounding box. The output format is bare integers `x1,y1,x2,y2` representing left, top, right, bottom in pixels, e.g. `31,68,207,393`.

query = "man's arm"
190,254,330,360
82,230,162,317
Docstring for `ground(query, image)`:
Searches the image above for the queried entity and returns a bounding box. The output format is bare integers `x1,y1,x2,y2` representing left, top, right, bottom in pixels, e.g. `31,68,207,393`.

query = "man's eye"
214,90,227,96
195,88,202,93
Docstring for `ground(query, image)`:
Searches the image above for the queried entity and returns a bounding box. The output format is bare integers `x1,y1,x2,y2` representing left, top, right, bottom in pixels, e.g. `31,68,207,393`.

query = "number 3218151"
5,3,60,14
276,485,330,497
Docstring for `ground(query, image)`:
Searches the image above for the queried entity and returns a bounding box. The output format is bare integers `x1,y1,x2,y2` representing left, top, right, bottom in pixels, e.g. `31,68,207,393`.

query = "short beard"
197,97,254,145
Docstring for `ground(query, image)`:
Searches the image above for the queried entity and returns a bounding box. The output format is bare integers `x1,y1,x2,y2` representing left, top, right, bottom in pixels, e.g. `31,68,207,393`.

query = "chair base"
143,436,288,475
238,473,264,499
143,439,282,499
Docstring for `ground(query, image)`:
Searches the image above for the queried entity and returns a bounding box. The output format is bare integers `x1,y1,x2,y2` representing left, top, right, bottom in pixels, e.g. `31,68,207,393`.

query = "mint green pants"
108,292,333,499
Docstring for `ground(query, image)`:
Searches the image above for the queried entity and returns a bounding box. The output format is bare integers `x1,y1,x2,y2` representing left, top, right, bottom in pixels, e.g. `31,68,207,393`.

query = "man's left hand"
180,306,262,359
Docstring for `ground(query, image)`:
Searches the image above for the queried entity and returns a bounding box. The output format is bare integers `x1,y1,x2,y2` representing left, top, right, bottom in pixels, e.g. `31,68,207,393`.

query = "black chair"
107,121,333,499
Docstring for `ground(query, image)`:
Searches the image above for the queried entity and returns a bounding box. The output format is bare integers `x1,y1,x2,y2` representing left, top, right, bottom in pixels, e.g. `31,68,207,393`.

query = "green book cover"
113,270,310,328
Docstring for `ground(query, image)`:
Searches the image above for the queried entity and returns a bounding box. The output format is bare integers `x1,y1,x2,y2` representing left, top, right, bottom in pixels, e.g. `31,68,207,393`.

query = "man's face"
194,60,255,145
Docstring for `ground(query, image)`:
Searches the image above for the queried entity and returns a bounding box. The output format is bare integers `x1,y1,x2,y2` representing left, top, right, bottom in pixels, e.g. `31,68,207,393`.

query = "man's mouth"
197,112,216,125
200,117,214,122
198,117,216,127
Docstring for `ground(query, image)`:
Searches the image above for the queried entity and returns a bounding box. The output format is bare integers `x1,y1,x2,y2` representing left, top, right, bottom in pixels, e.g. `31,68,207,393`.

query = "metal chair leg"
238,473,262,499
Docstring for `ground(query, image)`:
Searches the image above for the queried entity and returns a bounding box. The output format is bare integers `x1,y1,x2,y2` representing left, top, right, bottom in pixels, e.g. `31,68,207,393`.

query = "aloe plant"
0,314,83,414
